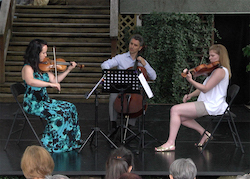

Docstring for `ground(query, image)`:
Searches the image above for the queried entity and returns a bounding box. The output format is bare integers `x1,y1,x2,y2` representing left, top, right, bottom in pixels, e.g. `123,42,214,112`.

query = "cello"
113,59,148,119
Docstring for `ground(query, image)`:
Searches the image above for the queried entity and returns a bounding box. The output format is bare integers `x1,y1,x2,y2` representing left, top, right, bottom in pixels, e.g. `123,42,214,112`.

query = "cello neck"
133,59,138,70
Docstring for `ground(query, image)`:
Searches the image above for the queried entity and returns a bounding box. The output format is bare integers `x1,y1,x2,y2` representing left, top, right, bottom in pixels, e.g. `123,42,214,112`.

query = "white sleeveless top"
197,66,229,115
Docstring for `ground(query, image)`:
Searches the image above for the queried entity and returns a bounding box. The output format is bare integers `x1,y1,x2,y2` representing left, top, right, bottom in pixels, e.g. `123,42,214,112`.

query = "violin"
181,61,220,78
39,57,84,72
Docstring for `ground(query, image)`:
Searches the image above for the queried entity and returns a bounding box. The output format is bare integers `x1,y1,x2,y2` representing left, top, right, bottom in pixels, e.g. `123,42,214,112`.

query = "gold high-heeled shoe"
155,145,175,152
195,132,213,147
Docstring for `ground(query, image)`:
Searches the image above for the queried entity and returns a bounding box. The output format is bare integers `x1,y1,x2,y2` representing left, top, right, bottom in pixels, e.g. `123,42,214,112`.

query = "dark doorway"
214,14,250,104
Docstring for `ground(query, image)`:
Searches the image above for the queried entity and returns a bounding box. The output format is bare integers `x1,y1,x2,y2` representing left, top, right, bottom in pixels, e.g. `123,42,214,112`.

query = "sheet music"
138,73,154,98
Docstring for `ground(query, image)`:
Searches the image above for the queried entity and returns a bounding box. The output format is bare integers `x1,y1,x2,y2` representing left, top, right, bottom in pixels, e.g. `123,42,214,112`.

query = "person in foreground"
169,158,197,179
101,34,157,131
119,173,142,179
22,39,82,153
21,145,69,179
155,44,231,152
105,146,134,179
237,174,250,179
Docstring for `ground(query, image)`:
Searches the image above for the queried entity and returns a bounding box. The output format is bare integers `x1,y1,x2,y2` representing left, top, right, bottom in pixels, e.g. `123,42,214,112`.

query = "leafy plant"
132,13,215,103
243,44,250,71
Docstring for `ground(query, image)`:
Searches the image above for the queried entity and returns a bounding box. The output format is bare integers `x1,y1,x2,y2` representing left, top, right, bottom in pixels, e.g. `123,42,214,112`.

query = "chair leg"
200,115,224,153
227,116,244,153
4,111,19,150
22,111,43,147
123,116,129,143
17,120,27,144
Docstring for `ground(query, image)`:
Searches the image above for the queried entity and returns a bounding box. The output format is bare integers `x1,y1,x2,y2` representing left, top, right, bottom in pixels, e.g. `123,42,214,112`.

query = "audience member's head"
169,158,197,179
119,172,142,179
236,174,250,179
105,146,134,179
46,174,69,179
21,145,55,179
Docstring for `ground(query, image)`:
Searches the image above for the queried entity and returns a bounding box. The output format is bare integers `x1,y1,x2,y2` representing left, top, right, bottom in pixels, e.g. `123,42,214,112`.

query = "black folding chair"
198,84,244,153
4,83,44,150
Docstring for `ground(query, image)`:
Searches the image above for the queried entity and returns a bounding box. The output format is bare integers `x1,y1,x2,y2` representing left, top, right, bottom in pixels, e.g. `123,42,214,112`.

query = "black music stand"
78,75,118,153
133,73,161,152
136,90,162,153
102,69,141,144
106,70,161,152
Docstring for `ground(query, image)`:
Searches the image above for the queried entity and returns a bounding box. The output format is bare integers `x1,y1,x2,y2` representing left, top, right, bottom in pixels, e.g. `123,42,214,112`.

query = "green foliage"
243,44,250,72
133,13,215,103
0,176,25,179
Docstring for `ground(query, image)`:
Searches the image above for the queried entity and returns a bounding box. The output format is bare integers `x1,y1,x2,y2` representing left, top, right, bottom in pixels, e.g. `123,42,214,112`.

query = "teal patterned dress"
23,71,81,153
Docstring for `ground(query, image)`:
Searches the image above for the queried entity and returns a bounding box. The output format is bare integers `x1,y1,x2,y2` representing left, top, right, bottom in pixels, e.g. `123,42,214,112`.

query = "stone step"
15,5,110,14
13,22,109,27
15,14,110,18
7,51,111,58
6,55,107,63
4,75,103,83
14,17,109,24
8,46,111,53
13,23,109,33
5,72,103,77
5,66,102,73
10,36,111,43
12,32,110,37
8,41,111,53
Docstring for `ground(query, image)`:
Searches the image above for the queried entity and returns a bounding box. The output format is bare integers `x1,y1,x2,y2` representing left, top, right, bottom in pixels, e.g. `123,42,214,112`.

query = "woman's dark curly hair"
24,39,47,72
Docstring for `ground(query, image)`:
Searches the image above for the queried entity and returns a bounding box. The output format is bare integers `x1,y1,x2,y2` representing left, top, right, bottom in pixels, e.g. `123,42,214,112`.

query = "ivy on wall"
243,44,250,72
132,13,215,104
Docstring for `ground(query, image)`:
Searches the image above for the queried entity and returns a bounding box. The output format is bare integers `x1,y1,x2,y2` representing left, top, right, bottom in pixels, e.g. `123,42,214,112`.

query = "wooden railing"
0,0,15,83
110,0,118,57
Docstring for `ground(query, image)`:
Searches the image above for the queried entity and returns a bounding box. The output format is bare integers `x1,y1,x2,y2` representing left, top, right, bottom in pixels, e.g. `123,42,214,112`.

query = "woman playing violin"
155,44,232,152
21,39,82,153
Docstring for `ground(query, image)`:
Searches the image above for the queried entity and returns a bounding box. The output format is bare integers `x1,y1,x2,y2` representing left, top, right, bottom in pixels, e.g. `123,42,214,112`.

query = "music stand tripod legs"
102,69,142,145
78,77,118,153
136,93,161,153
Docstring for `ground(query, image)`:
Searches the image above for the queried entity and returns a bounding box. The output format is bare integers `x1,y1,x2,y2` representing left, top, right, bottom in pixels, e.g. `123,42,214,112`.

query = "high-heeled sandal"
155,145,175,152
195,132,213,147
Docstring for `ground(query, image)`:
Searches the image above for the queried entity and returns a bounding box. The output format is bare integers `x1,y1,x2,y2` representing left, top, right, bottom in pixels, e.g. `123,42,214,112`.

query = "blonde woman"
21,145,54,179
21,145,70,179
155,44,231,152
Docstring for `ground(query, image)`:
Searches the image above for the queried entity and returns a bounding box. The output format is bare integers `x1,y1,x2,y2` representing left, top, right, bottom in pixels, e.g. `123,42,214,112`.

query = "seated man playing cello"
101,34,157,135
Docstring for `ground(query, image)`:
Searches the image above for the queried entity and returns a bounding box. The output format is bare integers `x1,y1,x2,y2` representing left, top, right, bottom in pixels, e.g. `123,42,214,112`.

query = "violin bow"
53,46,60,93
187,55,206,94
